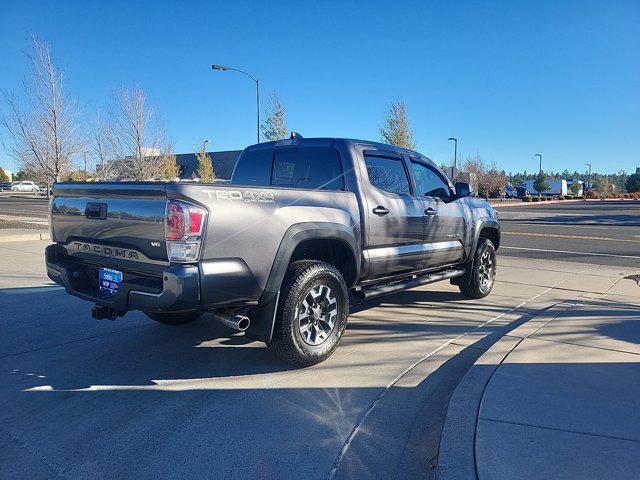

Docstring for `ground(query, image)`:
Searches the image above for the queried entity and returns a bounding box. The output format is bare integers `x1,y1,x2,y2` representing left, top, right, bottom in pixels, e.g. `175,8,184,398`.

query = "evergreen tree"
261,92,287,142
626,173,640,193
161,153,180,180
380,100,415,149
196,145,216,182
533,171,551,196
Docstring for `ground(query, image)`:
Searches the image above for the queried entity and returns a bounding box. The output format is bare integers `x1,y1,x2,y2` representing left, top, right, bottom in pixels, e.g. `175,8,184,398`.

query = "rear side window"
271,147,344,190
364,155,411,195
231,148,274,186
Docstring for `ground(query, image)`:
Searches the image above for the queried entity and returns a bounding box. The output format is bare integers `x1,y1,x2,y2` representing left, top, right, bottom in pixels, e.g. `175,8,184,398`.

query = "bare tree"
261,92,287,142
380,100,416,150
1,35,83,185
90,109,117,179
107,87,171,180
484,162,507,197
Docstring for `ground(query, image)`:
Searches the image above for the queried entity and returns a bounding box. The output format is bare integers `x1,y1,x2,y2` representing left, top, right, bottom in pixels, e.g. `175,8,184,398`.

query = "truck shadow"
2,286,640,478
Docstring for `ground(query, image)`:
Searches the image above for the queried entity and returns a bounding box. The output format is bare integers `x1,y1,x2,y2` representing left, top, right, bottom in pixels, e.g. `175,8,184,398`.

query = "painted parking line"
501,246,640,260
502,231,640,243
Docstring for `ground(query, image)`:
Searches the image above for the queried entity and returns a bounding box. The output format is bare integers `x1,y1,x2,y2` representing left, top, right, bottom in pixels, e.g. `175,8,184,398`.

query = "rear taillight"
165,200,208,262
166,202,186,241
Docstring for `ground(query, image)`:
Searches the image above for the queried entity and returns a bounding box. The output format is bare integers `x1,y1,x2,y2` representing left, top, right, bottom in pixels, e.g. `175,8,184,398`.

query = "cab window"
364,154,411,195
410,160,451,199
271,147,344,190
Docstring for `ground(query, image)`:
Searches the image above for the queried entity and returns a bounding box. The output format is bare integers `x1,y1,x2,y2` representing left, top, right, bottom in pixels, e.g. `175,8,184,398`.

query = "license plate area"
99,267,122,294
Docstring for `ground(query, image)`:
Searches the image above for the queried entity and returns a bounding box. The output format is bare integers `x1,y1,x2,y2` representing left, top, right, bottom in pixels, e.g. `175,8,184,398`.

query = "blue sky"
1,0,638,175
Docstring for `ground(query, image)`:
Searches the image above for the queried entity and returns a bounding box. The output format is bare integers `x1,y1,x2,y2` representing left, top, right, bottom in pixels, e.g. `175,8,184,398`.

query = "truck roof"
243,137,432,161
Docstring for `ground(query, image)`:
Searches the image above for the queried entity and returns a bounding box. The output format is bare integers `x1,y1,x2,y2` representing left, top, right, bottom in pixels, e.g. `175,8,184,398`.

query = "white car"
10,181,39,193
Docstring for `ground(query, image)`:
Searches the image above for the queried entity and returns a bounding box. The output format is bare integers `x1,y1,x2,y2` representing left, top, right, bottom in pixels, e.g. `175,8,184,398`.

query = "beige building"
1,167,13,181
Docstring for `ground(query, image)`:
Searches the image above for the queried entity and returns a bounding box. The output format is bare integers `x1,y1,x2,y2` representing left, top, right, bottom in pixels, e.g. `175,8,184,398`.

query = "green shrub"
522,196,531,202
565,195,574,200
532,197,540,202
558,195,565,200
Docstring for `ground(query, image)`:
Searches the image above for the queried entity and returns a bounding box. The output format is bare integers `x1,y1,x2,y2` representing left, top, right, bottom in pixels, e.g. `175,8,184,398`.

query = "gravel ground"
0,219,48,230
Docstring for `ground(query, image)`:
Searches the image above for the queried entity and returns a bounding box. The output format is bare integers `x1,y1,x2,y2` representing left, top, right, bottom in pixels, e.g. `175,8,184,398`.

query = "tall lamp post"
447,137,458,179
535,153,543,172
585,163,592,195
211,65,260,143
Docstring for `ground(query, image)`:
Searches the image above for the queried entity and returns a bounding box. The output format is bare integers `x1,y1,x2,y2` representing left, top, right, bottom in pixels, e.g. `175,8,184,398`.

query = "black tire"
144,311,202,325
459,237,497,299
269,260,349,367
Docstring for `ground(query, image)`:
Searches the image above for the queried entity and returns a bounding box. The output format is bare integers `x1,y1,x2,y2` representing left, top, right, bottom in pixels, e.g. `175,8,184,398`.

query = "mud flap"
450,259,473,287
244,291,280,343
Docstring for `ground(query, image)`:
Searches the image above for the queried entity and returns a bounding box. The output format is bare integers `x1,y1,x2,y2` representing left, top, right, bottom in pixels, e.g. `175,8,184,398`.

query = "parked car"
505,185,518,198
46,135,500,367
515,185,530,197
36,184,52,196
0,182,14,191
11,181,39,193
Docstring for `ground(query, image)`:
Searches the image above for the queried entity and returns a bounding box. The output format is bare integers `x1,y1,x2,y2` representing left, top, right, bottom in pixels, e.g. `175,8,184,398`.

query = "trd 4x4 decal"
202,189,275,204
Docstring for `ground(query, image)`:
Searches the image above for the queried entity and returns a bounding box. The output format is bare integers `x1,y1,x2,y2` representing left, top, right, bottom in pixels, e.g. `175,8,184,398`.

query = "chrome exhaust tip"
212,311,250,332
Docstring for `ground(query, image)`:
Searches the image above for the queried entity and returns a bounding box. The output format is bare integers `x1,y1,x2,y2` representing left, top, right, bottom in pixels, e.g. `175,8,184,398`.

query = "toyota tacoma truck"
46,135,500,366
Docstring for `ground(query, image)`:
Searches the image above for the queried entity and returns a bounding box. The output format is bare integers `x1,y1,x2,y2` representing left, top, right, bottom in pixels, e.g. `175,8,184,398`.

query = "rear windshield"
232,146,345,190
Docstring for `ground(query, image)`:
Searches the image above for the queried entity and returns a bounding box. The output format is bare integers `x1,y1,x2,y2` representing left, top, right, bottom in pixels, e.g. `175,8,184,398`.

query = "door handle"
425,207,437,216
372,206,390,216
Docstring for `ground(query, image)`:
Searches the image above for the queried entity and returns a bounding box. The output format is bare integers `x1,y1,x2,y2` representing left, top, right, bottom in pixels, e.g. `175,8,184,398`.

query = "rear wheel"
144,311,202,325
269,260,349,367
459,237,496,299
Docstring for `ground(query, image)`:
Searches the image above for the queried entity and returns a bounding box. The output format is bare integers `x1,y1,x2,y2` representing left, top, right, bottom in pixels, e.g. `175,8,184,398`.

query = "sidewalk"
438,275,640,479
0,226,50,243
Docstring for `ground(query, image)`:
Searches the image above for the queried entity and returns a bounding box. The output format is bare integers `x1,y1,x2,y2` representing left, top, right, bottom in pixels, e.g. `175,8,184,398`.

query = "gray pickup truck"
46,136,500,366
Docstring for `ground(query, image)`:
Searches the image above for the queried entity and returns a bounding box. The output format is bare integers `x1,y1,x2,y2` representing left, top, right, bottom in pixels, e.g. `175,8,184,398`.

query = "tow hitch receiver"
91,305,124,321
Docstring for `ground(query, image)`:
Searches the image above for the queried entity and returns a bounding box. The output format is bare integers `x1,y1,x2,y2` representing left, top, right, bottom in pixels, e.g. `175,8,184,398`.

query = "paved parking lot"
0,193,48,218
1,239,638,479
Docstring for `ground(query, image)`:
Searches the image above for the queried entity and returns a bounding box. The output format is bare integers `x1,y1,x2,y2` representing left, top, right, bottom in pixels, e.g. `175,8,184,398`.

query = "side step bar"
353,268,466,300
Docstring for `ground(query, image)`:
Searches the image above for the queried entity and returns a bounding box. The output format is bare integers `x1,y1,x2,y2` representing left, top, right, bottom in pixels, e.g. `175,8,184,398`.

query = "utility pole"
585,163,592,194
211,65,260,143
448,137,458,179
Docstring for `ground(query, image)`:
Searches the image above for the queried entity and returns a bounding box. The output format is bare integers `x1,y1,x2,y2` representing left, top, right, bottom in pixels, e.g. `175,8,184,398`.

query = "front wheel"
269,260,349,367
144,311,202,325
459,237,497,299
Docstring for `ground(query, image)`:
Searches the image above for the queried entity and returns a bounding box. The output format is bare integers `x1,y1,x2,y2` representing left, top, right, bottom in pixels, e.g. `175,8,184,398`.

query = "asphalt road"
496,201,640,268
0,193,48,218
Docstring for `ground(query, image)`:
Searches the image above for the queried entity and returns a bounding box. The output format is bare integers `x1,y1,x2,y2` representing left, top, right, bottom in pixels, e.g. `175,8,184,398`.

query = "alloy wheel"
297,284,338,346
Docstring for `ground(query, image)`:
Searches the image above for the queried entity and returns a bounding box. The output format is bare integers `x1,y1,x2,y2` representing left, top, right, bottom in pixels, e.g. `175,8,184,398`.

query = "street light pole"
211,65,260,143
535,153,543,173
585,163,592,194
447,137,458,179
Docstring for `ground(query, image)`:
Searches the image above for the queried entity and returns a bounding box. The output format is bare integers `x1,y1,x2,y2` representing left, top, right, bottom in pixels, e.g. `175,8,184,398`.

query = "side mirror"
455,182,471,198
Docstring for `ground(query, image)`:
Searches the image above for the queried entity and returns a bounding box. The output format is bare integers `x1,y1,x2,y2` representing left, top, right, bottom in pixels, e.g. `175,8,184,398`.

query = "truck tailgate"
51,182,168,262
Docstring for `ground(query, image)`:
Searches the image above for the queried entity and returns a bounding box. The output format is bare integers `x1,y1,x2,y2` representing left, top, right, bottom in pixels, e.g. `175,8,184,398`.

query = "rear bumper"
45,244,200,313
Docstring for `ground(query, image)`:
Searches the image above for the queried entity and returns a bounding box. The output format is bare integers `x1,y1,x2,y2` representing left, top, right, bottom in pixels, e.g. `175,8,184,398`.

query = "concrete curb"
0,232,50,243
436,302,575,480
